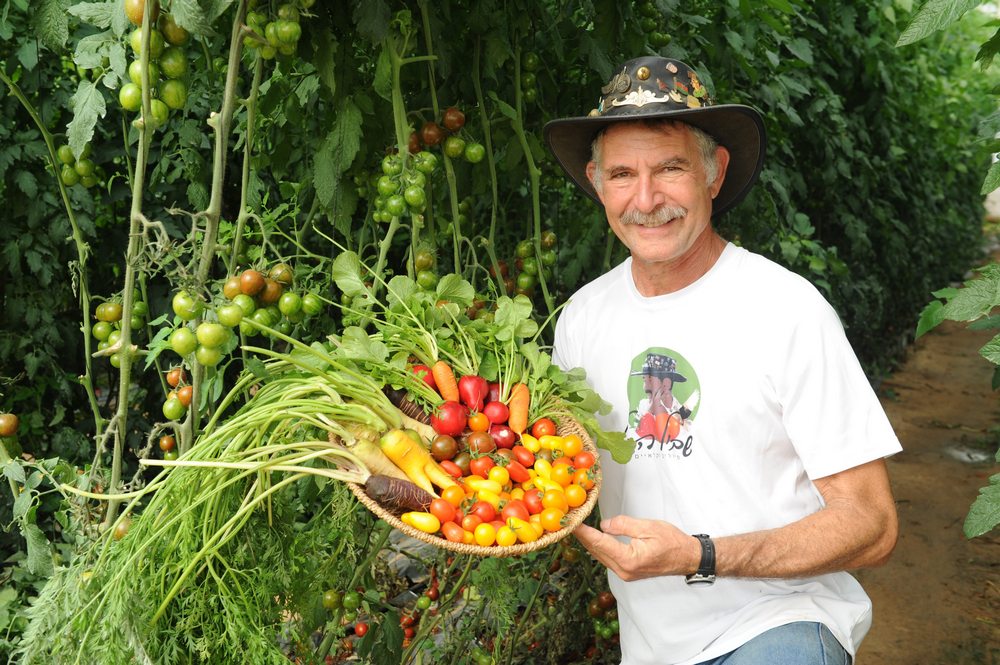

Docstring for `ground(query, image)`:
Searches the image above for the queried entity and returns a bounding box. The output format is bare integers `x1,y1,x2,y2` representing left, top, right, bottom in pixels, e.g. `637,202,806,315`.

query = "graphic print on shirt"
626,348,700,460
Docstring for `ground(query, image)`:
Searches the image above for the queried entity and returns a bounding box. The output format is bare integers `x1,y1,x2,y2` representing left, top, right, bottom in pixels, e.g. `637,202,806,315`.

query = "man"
631,353,690,446
544,56,901,665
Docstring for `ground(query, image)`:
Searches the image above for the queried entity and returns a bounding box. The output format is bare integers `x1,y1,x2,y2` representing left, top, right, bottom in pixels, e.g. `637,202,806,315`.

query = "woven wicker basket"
348,417,601,556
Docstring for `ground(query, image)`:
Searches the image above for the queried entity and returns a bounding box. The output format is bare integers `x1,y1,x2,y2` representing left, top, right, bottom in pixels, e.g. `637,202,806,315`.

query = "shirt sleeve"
771,291,902,479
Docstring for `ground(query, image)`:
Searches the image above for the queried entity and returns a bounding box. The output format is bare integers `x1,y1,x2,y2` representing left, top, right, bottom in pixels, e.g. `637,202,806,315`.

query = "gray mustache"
620,206,687,226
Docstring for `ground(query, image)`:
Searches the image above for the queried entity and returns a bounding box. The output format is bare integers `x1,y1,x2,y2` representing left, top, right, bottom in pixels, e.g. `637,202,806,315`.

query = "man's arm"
574,458,898,582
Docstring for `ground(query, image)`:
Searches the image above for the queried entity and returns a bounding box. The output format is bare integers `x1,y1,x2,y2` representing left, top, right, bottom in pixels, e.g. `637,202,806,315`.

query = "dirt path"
854,249,1000,664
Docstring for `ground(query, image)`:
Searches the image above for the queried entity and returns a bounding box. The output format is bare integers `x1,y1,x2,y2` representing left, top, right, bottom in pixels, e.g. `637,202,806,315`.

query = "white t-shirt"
552,243,901,665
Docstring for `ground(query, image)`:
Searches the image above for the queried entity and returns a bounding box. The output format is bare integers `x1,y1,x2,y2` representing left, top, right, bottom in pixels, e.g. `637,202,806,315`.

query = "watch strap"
685,533,716,585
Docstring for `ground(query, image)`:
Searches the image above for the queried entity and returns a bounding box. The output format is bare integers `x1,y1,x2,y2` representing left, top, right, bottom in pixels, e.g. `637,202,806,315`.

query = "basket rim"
349,417,601,556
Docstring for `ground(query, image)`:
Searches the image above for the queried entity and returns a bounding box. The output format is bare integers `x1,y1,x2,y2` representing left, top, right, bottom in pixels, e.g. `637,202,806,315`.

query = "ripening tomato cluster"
489,231,558,299
243,0,315,60
92,292,150,368
164,263,323,380
412,105,487,164
119,2,192,126
403,407,598,548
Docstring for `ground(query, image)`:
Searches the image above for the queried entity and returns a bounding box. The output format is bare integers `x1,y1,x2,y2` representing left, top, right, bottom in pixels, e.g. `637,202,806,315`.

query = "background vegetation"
0,0,996,663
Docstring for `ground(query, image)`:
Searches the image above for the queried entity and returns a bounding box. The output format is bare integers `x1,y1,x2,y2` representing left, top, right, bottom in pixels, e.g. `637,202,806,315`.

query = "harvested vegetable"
432,360,460,402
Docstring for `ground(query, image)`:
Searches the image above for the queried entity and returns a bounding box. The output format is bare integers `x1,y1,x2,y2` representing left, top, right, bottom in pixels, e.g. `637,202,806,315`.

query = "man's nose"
633,174,662,213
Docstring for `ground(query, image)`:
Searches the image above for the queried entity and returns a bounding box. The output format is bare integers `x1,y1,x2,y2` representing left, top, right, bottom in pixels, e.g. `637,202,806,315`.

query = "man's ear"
586,161,604,203
709,146,730,199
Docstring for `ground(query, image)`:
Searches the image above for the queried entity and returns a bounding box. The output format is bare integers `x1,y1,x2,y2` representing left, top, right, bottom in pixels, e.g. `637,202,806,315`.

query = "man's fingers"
600,514,646,537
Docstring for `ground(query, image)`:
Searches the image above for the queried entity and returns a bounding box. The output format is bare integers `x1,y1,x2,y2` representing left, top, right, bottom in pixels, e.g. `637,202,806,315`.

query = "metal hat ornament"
543,56,767,217
629,353,687,383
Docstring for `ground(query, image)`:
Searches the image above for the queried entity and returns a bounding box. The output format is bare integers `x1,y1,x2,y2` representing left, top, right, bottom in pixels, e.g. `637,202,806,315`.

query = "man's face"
586,122,729,284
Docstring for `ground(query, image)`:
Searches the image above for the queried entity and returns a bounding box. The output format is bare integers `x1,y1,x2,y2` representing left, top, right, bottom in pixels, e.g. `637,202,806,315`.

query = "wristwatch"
685,534,716,586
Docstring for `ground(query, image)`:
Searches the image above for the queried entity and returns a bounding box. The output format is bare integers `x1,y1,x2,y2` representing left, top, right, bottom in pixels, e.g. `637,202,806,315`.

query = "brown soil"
854,249,1000,664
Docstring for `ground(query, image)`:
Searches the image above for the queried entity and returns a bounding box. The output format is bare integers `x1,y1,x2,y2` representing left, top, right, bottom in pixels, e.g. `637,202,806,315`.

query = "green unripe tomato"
169,327,198,356
146,98,169,128
376,175,397,197
195,344,224,367
60,164,81,186
403,185,426,209
463,143,486,163
443,136,466,159
92,321,113,341
416,270,439,290
57,144,75,165
129,28,165,59
301,292,323,316
159,79,188,110
216,304,244,327
322,589,342,610
74,158,96,178
159,46,188,79
277,292,302,317
341,591,362,611
231,293,256,316
128,60,159,87
171,291,202,321
195,322,228,348
162,396,186,420
119,82,142,112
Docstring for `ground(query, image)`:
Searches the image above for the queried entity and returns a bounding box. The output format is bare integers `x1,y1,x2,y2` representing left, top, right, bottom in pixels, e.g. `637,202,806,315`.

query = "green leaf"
373,48,391,101
493,295,537,341
3,459,26,484
980,333,1000,365
352,0,391,41
941,277,1000,322
246,357,269,380
170,0,212,35
66,81,106,159
385,275,418,310
964,472,1000,538
22,522,54,577
68,1,115,29
332,251,370,298
435,274,474,307
314,98,362,208
488,91,518,122
896,0,980,47
338,326,389,363
983,160,1000,195
915,299,945,337
786,37,814,65
764,0,795,12
34,0,69,51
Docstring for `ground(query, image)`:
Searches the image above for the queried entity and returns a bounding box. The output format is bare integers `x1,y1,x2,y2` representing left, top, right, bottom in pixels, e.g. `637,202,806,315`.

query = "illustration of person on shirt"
631,353,693,444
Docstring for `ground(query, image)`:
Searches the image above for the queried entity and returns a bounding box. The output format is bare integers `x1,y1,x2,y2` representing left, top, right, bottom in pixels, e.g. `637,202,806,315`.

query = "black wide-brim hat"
543,56,767,218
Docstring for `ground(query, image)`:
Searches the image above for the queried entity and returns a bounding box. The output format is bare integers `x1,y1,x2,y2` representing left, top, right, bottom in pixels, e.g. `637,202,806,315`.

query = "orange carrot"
432,360,460,402
507,382,530,434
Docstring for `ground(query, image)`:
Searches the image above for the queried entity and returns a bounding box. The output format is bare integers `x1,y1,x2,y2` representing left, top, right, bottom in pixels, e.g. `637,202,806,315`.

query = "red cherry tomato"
531,418,557,438
354,621,369,637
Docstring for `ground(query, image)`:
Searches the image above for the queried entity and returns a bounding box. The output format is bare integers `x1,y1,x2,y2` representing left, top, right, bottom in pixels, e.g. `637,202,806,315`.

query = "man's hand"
573,516,701,582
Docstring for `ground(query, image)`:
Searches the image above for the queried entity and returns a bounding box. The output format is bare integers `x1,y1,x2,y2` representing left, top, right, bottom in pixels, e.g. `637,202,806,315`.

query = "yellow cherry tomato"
539,507,565,532
533,458,552,480
520,433,541,453
474,522,497,546
551,463,574,487
465,477,504,495
562,433,584,457
539,434,562,450
477,489,501,508
542,489,569,513
510,487,525,501
488,466,510,487
564,483,587,508
496,525,517,547
401,512,441,534
507,517,539,543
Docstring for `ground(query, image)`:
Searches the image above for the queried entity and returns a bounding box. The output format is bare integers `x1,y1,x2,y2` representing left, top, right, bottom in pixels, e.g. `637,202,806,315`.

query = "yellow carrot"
432,360,460,402
507,382,530,434
379,429,457,495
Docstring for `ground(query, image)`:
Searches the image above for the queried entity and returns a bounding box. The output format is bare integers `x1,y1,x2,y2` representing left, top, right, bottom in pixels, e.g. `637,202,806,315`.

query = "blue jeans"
696,622,850,665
